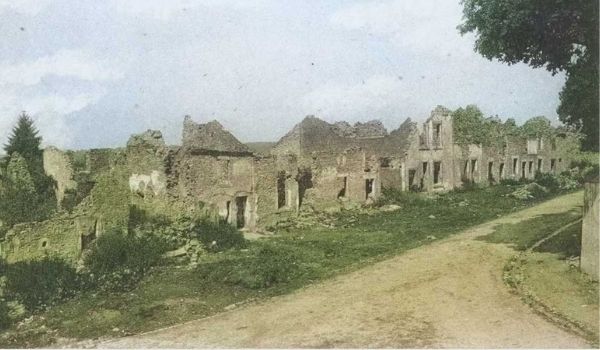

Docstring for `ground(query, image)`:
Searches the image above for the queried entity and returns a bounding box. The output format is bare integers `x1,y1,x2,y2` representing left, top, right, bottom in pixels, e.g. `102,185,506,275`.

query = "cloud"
0,49,124,150
109,0,269,21
0,49,124,87
0,0,52,16
331,0,475,58
302,75,402,119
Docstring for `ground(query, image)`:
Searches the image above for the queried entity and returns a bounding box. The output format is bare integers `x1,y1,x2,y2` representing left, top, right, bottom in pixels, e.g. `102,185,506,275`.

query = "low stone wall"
1,213,97,263
581,179,599,281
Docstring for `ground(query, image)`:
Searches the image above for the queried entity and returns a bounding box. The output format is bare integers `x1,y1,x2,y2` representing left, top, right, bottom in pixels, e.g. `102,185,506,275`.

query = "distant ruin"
0,106,580,263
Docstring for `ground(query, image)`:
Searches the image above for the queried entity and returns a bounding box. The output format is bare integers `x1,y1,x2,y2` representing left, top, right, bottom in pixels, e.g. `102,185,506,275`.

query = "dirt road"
95,192,590,348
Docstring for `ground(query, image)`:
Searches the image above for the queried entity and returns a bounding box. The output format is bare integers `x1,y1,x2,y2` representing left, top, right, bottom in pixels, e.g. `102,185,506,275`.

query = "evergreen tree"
4,112,43,167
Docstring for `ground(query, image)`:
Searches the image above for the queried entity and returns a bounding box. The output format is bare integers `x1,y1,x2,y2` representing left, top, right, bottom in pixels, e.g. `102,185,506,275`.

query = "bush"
197,243,305,289
377,187,428,207
0,257,82,312
191,219,246,252
0,300,11,330
499,178,522,186
534,171,560,190
83,230,170,292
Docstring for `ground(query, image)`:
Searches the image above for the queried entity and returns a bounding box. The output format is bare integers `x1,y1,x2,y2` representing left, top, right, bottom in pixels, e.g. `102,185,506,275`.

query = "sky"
0,0,567,150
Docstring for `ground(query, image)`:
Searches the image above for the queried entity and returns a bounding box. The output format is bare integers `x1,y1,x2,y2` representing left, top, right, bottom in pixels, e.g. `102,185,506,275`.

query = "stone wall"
581,179,599,281
43,147,77,207
1,213,98,263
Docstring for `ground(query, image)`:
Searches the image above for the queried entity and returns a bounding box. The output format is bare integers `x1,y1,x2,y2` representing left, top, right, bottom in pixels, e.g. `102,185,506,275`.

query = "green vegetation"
0,258,81,312
459,0,598,151
497,212,598,344
478,210,581,250
0,113,56,234
0,184,576,347
83,230,171,292
451,105,564,149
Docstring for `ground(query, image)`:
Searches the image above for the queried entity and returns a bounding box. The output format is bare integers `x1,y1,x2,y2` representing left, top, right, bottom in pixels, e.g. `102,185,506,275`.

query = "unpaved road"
95,192,591,348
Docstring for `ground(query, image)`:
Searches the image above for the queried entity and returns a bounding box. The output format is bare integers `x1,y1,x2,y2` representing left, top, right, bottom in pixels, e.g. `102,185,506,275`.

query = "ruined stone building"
0,106,580,263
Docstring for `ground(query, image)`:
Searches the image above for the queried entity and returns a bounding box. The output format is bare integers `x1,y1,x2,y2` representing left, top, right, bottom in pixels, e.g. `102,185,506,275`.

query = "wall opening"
521,161,526,178
462,160,469,183
277,171,286,209
512,158,518,175
235,196,247,229
433,123,442,147
499,163,505,179
297,168,313,207
225,200,231,222
365,179,374,199
537,159,543,172
488,161,494,183
337,176,347,198
470,159,477,181
81,231,96,251
433,161,441,184
551,159,556,172
528,161,533,175
380,157,391,168
408,169,416,189
421,162,428,190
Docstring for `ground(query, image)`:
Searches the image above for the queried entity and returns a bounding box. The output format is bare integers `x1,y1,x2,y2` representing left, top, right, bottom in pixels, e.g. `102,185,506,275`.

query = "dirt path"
94,192,591,348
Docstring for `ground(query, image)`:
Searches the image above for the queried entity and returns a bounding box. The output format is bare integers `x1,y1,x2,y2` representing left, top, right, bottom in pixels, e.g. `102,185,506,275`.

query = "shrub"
191,219,246,252
0,257,82,312
534,171,560,190
83,230,170,292
0,300,11,330
499,178,522,186
377,187,428,207
197,243,305,289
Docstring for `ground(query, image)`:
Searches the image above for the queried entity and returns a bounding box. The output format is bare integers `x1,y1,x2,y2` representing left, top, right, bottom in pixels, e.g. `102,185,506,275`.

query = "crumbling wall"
182,116,251,153
1,213,98,263
126,130,169,198
43,147,77,207
581,179,599,281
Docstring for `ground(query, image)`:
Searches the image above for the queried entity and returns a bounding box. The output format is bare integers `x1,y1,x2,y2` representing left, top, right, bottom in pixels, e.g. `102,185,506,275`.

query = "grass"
493,211,598,344
521,252,598,343
0,184,576,347
478,210,582,250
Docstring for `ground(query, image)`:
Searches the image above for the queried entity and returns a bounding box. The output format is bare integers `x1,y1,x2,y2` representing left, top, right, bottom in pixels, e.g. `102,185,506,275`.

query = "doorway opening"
235,196,247,228
277,171,286,209
365,178,374,199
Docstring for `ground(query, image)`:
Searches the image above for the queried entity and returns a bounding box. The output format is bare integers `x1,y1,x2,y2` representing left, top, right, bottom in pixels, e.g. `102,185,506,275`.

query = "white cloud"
0,49,124,87
0,48,124,149
331,0,475,58
109,0,268,21
0,0,52,15
302,75,402,119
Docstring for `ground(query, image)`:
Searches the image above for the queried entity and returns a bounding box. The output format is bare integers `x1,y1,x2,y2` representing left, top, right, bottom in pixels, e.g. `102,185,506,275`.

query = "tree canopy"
4,112,43,164
459,0,599,151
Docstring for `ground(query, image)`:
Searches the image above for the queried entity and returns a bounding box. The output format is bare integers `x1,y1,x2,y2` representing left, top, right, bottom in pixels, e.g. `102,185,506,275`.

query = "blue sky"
0,0,566,150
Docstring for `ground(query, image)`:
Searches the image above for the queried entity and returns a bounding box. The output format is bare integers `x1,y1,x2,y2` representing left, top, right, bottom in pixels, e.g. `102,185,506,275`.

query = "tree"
0,114,56,232
4,112,43,166
2,112,54,194
459,0,599,151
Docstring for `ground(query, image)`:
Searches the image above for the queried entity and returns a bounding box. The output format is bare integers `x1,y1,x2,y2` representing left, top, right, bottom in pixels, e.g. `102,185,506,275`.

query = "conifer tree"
4,112,43,172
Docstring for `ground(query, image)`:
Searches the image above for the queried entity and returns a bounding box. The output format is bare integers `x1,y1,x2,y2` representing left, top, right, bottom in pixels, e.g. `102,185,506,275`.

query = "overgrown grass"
495,209,598,344
478,210,582,250
533,221,582,258
0,185,578,347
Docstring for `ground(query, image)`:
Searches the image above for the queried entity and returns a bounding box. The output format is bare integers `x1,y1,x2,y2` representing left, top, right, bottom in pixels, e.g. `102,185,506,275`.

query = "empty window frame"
433,161,441,184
